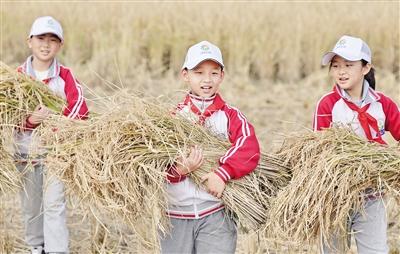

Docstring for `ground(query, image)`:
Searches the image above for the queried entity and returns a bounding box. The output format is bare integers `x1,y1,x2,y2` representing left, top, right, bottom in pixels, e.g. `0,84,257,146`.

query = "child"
15,16,89,254
313,35,400,253
162,41,260,253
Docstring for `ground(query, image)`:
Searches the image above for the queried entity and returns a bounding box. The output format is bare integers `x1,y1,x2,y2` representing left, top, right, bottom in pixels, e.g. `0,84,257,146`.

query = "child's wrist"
214,167,231,183
214,171,228,183
174,164,188,176
25,116,40,128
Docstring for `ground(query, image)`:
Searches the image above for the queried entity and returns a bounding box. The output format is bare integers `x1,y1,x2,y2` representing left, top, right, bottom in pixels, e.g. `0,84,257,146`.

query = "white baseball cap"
322,35,371,66
29,16,63,42
182,40,224,70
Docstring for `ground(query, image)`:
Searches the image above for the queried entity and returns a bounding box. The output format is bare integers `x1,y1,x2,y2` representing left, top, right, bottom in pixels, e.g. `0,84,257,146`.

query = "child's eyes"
331,65,338,68
192,71,220,75
346,64,353,67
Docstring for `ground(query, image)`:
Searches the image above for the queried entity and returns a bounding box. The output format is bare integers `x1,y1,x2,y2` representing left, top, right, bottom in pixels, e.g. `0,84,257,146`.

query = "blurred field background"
1,1,399,253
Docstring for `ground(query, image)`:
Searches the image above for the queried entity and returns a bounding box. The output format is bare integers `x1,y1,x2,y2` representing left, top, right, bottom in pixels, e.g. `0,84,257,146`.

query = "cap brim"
183,58,224,70
322,51,367,66
321,52,336,66
30,30,63,42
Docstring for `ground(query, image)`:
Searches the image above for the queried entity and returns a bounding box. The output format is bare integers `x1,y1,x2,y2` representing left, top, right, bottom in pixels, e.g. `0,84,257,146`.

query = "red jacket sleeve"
60,68,89,119
166,164,187,184
379,93,400,141
214,106,260,182
18,116,40,131
313,92,338,131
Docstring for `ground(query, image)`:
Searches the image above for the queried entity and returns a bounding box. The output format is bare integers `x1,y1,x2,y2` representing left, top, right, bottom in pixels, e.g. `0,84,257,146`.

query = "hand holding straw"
27,105,51,125
0,61,65,129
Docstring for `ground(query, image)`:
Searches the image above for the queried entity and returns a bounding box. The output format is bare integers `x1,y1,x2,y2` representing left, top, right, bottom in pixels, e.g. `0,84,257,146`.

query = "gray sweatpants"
17,160,69,253
321,198,389,254
160,209,237,254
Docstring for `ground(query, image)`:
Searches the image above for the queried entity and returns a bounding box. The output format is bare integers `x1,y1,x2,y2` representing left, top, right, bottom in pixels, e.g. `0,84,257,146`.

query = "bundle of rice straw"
266,127,400,250
0,61,65,128
0,61,64,194
39,94,290,248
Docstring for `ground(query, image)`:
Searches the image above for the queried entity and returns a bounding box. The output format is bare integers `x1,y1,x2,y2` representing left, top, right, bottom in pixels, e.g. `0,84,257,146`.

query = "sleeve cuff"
23,116,40,130
215,166,232,183
166,164,186,183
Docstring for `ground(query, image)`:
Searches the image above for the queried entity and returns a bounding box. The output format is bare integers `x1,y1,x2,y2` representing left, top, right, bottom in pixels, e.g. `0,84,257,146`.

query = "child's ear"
181,69,189,82
362,63,372,75
27,38,32,49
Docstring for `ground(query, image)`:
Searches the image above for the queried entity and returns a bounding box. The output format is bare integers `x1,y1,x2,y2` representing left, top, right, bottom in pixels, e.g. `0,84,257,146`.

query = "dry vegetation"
267,128,400,251
1,1,399,253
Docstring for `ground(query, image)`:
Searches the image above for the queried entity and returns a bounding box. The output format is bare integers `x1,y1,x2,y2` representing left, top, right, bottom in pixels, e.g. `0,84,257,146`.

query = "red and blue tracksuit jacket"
165,92,260,219
15,56,89,155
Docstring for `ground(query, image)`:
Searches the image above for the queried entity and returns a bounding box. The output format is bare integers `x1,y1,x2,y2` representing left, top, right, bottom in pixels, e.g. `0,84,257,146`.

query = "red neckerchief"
42,78,51,84
334,86,385,144
183,93,226,125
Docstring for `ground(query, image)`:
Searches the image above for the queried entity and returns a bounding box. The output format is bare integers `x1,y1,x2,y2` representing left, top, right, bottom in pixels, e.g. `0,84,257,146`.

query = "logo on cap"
338,39,346,45
201,45,210,51
47,19,54,25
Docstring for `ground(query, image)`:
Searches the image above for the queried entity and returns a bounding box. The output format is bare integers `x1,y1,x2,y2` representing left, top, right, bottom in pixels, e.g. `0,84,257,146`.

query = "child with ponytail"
313,35,400,253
